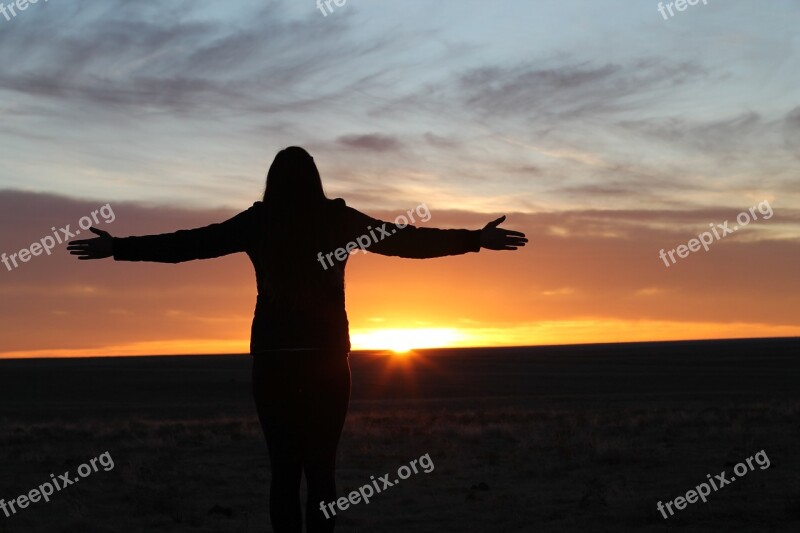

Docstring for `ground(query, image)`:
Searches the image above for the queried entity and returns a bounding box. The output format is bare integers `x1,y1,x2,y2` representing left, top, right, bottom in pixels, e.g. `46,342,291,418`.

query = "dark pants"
252,351,351,533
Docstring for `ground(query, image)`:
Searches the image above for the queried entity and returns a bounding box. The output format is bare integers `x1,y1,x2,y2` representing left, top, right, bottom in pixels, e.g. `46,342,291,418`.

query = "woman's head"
260,147,342,305
263,146,326,207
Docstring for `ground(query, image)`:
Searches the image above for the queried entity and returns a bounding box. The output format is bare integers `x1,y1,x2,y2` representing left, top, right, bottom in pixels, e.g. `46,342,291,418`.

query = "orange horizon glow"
350,328,464,354
1,323,798,359
1,197,799,360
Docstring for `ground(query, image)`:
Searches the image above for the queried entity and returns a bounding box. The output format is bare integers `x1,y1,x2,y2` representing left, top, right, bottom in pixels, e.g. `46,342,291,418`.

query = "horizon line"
1,336,797,361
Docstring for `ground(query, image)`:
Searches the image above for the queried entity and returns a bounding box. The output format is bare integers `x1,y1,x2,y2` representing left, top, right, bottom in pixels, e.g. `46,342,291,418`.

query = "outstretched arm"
67,204,259,263
341,204,527,259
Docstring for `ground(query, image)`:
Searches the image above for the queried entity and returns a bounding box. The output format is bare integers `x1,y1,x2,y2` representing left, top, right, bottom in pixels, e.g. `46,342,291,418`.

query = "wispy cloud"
336,133,404,152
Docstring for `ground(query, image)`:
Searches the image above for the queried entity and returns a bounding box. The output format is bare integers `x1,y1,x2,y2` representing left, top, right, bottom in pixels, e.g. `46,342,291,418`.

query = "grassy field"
0,338,798,532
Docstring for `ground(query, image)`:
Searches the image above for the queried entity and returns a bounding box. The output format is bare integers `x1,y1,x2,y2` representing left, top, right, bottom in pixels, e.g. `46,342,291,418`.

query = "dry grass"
1,400,798,532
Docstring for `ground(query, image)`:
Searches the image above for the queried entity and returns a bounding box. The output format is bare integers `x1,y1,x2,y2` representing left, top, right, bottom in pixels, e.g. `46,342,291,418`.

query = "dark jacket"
112,198,481,353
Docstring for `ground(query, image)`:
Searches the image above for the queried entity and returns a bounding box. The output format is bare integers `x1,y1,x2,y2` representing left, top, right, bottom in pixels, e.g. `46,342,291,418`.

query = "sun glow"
350,328,463,353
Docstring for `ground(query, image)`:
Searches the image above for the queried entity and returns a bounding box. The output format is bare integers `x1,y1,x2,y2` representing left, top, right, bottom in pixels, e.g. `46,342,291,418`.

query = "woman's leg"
301,353,351,533
252,354,304,533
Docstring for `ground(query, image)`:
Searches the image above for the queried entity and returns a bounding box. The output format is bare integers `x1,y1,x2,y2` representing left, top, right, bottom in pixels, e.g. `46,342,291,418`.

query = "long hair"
263,146,326,210
261,147,343,306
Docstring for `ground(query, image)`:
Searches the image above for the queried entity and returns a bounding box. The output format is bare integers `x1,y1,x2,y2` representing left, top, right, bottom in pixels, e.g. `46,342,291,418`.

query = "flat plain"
0,338,798,532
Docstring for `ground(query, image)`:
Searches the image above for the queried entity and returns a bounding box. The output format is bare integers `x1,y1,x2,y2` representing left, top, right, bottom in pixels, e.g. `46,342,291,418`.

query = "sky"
1,0,799,357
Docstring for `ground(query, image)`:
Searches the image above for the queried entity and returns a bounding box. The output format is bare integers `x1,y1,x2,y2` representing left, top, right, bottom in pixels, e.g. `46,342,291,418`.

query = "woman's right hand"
67,227,114,260
480,216,527,251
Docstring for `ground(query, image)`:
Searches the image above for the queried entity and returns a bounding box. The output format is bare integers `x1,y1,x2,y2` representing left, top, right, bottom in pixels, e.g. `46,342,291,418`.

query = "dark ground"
0,338,798,532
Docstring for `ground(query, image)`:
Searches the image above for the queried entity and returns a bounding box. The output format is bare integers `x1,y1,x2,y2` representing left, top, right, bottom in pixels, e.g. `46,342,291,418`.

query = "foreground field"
0,339,798,532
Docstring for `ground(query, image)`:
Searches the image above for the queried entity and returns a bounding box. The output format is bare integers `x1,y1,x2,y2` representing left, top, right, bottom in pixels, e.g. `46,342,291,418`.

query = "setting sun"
350,328,463,353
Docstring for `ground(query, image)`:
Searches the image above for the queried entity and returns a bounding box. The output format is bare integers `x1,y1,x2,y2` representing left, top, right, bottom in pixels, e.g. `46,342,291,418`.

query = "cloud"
451,58,710,122
619,112,774,156
423,132,460,149
0,0,379,118
336,133,404,152
783,106,800,158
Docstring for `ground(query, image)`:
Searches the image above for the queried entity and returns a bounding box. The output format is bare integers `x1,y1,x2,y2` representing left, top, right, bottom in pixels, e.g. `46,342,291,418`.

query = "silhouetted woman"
68,146,527,533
